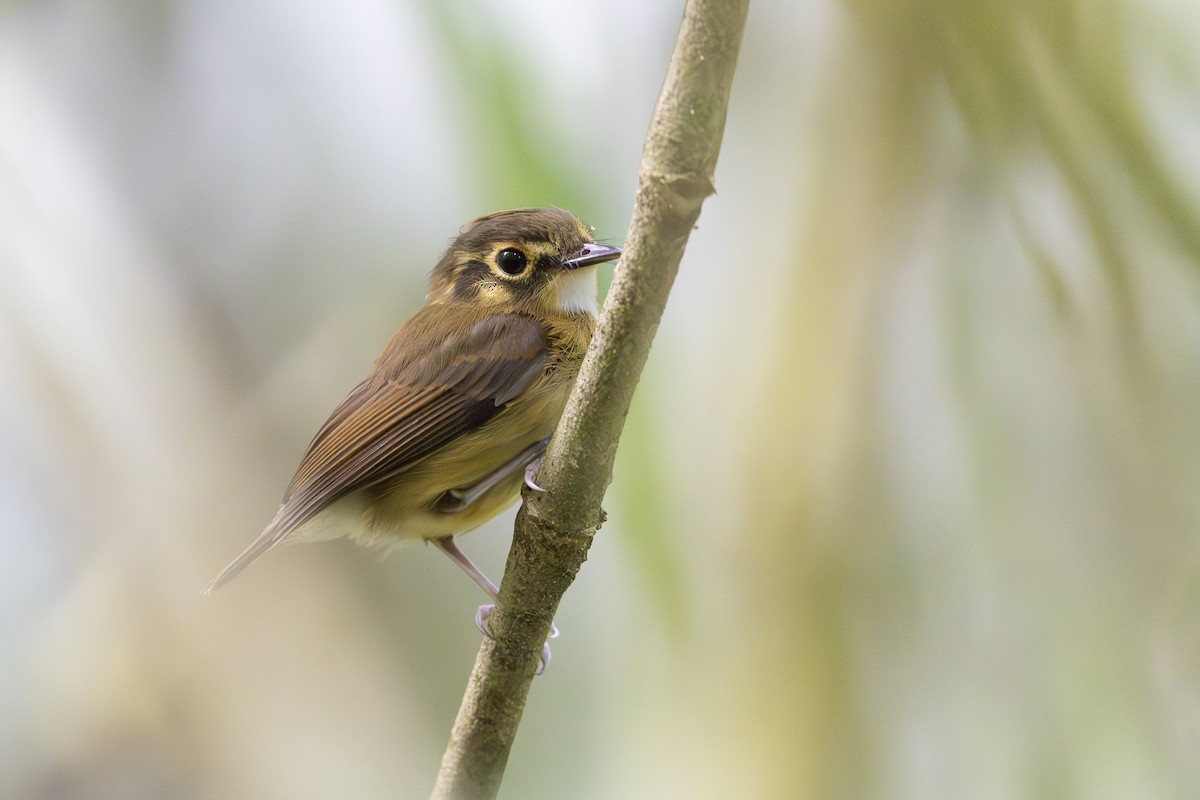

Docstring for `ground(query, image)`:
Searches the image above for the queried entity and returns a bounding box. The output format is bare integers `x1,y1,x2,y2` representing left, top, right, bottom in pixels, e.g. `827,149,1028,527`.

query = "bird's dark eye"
496,248,528,276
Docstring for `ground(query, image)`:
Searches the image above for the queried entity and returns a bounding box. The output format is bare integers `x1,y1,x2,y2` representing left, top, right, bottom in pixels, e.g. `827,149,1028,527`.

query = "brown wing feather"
204,311,547,592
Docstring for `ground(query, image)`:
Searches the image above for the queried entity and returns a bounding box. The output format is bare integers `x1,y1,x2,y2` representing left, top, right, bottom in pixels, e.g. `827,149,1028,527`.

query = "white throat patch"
556,266,599,315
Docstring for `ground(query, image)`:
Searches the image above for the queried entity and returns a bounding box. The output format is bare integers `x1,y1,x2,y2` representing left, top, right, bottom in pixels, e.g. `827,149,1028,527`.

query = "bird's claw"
524,455,545,493
475,604,557,674
535,623,560,673
475,604,495,639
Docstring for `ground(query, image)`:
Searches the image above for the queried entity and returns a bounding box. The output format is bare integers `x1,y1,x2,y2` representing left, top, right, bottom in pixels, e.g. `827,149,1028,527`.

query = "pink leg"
431,536,557,674
432,536,499,600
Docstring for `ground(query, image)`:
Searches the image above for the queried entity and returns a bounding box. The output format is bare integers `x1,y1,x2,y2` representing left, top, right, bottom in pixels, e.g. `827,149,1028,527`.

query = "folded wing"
204,312,547,592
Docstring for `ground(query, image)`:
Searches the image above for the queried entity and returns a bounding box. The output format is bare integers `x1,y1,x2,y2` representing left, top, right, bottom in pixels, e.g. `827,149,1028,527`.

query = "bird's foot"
475,604,495,639
535,622,560,674
524,454,545,493
474,603,558,674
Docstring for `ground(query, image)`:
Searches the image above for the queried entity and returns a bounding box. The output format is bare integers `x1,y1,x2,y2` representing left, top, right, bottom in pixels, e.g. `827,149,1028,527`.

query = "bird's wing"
205,312,547,592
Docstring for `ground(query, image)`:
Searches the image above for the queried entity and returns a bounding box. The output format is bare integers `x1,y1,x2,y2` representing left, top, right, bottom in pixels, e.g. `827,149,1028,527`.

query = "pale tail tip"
202,520,289,597
202,567,238,596
201,531,282,597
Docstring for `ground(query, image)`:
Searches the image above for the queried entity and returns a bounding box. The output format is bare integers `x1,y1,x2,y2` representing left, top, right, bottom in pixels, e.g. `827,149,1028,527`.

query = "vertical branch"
430,0,750,797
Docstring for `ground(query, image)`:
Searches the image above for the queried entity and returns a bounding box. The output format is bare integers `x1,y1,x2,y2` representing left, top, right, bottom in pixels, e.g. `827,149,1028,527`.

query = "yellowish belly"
346,367,575,545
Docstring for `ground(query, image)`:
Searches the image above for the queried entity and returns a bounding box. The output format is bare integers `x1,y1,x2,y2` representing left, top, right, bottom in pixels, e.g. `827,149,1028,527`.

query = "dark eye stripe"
454,260,491,300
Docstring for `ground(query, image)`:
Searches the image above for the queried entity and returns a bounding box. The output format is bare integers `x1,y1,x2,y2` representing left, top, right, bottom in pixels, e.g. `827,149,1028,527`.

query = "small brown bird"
205,209,620,638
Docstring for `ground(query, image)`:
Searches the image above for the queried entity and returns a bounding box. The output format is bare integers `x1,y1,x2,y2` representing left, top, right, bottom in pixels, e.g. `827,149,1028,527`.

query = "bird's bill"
562,243,621,270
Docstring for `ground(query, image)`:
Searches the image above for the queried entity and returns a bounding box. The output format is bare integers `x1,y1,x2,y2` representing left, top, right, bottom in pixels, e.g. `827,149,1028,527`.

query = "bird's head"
426,208,621,316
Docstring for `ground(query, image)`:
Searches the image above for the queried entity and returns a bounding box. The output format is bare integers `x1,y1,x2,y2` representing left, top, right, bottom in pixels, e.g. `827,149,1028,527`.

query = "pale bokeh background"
3,1,1200,798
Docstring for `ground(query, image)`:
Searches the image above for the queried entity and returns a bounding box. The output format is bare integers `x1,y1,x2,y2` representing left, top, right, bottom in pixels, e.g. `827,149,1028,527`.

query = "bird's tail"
203,514,291,594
